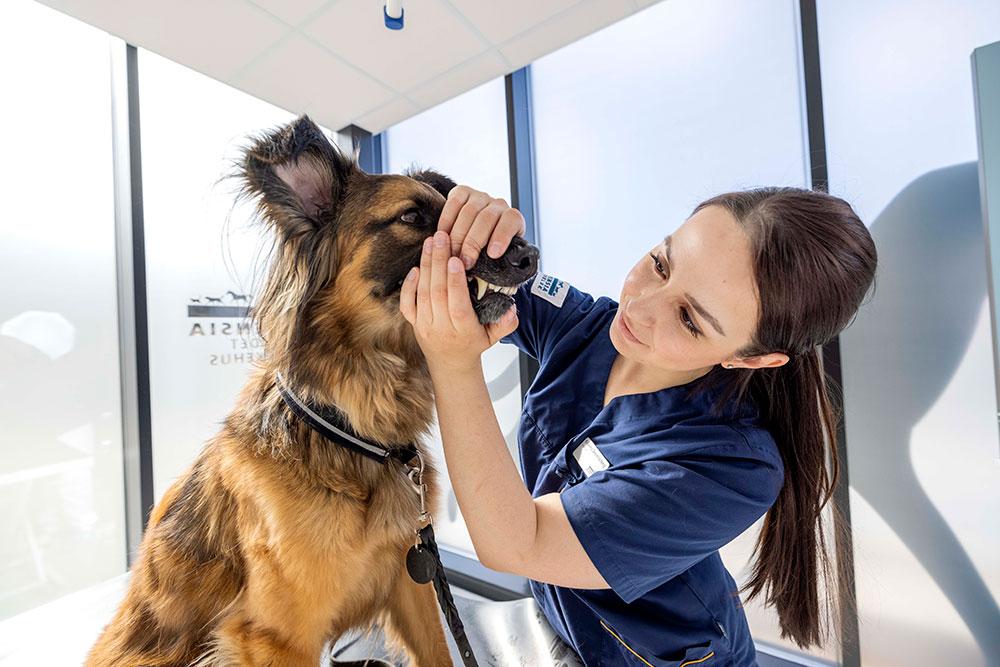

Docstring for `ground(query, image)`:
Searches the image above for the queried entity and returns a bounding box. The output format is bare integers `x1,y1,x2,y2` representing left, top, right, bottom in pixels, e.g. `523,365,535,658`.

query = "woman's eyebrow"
663,235,727,337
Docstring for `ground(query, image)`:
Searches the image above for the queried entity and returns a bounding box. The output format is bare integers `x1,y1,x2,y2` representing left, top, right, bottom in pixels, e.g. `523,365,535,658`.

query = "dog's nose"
505,243,539,273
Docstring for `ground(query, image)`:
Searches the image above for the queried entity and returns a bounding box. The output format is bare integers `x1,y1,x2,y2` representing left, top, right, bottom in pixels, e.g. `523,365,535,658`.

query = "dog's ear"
239,115,354,231
404,168,457,200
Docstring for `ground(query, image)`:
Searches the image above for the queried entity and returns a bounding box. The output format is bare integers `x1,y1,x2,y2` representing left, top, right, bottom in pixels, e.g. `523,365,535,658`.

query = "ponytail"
685,186,876,650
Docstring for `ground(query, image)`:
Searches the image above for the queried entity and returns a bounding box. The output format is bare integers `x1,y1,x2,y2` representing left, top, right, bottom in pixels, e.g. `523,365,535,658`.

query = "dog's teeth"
472,278,517,299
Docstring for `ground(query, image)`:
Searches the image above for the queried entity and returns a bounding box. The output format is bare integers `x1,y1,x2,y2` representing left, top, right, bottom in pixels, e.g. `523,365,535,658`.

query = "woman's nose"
625,297,654,329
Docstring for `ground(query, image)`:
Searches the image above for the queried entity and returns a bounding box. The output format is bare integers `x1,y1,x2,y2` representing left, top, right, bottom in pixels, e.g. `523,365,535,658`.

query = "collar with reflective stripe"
274,371,418,466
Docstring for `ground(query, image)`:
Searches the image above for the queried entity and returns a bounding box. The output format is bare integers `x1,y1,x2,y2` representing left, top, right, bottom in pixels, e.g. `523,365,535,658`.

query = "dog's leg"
212,606,324,667
382,565,453,667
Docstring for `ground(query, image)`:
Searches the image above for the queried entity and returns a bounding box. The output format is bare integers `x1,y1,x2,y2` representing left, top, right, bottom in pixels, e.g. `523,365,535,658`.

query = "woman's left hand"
399,230,518,373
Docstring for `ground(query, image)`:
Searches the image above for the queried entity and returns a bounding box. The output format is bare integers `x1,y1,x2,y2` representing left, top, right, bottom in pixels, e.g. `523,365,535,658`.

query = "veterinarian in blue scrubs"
399,185,875,666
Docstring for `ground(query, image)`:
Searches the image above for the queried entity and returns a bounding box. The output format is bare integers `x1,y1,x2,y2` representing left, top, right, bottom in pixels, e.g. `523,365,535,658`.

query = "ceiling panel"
234,32,395,125
34,0,656,134
452,0,580,45
248,0,329,26
302,0,488,93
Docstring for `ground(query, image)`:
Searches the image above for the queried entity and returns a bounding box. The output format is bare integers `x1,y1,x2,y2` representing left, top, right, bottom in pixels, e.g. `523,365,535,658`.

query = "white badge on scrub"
530,273,568,308
572,438,611,477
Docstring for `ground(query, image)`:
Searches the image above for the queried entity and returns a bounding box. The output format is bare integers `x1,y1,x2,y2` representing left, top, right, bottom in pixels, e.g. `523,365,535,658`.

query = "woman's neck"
604,354,712,405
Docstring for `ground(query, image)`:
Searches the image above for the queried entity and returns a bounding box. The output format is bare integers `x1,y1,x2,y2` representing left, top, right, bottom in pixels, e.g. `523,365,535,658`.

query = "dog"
86,115,539,666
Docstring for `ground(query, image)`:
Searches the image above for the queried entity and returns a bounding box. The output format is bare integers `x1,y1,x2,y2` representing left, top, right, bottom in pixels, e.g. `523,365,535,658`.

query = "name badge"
530,273,568,308
572,437,611,477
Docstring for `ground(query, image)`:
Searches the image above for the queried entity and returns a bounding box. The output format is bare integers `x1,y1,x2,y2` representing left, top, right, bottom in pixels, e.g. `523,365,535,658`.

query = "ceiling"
36,0,662,134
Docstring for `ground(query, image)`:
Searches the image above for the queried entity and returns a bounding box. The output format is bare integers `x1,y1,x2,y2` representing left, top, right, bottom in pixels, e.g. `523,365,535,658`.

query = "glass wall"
0,0,126,620
385,77,521,557
137,50,295,501
530,0,825,661
818,1,1000,665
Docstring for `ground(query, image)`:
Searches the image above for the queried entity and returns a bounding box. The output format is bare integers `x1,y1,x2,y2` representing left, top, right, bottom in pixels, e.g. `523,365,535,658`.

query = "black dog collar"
274,371,418,466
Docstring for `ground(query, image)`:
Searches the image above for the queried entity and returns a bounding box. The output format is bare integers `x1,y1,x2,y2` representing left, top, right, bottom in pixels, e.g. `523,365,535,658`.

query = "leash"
274,372,479,667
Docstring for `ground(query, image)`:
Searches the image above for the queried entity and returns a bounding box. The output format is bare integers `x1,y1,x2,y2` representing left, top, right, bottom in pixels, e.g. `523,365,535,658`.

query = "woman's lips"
618,313,644,345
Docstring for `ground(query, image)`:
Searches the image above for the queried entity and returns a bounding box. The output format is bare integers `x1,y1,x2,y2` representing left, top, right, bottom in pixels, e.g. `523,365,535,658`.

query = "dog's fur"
86,116,538,666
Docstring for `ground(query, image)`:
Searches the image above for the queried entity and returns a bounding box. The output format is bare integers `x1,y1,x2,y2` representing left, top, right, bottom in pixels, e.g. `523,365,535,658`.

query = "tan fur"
87,119,457,666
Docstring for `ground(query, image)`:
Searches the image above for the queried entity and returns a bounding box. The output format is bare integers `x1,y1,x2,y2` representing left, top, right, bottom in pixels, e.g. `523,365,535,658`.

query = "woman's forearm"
427,361,537,571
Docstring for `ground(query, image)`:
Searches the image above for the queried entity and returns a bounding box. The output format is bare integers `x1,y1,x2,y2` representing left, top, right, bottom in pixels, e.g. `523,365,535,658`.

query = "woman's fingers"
484,207,526,260
416,235,434,328
437,185,470,235
447,255,476,326
398,264,418,323
449,193,491,262
429,230,451,327
437,185,529,270
458,201,509,269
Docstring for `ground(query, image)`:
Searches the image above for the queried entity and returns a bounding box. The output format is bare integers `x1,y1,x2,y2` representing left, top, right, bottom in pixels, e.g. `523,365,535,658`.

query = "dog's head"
237,115,538,368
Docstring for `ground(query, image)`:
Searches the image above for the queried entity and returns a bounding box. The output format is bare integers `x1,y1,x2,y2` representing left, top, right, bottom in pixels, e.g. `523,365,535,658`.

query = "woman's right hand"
436,185,527,270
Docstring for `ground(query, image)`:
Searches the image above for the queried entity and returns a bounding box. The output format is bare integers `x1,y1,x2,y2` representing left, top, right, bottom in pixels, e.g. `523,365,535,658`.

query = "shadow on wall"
840,160,1000,662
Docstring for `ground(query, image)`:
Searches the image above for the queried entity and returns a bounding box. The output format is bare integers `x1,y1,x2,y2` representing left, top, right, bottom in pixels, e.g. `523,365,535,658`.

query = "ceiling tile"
406,50,509,109
41,0,289,81
499,0,635,71
249,0,331,26
448,0,580,45
349,96,422,135
37,0,647,133
302,0,488,92
234,33,395,120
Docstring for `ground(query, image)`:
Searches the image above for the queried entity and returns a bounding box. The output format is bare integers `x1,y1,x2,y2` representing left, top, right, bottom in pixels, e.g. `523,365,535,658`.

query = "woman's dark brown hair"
686,186,877,650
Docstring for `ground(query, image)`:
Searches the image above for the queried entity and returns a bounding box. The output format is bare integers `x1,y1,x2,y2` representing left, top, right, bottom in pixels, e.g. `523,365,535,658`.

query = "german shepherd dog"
87,115,539,666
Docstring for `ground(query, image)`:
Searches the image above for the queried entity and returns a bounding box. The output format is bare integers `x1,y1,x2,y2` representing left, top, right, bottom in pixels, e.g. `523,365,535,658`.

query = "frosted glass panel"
818,1,1000,665
531,0,823,660
386,78,520,558
0,0,126,620
138,50,295,501
532,0,808,300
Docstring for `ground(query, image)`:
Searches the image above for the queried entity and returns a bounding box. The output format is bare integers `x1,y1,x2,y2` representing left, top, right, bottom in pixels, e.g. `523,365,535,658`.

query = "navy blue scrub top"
499,274,785,667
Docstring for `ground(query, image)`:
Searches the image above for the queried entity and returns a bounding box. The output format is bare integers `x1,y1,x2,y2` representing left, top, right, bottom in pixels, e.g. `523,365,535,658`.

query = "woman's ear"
238,115,355,233
734,352,790,370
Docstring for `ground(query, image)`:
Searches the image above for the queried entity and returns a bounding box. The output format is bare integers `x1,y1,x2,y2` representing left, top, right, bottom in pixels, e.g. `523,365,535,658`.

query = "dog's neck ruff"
274,371,419,466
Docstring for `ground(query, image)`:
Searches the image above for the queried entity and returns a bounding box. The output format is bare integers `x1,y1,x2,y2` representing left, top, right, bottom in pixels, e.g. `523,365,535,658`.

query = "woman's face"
610,205,780,379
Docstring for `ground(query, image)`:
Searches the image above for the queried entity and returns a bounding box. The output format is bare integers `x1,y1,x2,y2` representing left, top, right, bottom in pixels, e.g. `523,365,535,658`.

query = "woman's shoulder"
525,273,615,317
502,273,617,360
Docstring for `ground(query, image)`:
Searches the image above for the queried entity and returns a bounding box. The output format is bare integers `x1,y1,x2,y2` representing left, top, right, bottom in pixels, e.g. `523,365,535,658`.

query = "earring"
726,363,734,368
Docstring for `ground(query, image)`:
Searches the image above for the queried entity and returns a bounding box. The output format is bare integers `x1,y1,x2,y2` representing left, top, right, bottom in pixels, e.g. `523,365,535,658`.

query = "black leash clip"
402,453,478,666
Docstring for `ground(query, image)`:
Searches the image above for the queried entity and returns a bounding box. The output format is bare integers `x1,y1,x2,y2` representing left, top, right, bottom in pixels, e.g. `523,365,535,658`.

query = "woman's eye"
649,253,666,276
400,210,420,224
650,253,700,337
680,307,700,337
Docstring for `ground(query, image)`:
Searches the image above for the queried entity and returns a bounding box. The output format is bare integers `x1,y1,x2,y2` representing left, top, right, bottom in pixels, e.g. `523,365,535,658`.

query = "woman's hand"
399,230,518,373
437,185,526,269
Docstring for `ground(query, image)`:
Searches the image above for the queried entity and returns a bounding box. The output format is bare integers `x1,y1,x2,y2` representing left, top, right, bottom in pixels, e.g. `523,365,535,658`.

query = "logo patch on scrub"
530,273,568,308
572,438,611,477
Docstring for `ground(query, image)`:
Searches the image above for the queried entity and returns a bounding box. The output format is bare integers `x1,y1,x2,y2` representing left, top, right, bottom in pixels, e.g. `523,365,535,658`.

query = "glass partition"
0,0,126,620
818,1,1000,664
137,49,295,501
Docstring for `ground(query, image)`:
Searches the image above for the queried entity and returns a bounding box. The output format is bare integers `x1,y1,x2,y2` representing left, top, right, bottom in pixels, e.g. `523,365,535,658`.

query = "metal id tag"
572,437,611,477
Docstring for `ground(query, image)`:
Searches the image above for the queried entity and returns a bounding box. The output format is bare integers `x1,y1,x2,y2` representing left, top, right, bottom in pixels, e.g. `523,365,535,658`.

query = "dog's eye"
400,210,420,224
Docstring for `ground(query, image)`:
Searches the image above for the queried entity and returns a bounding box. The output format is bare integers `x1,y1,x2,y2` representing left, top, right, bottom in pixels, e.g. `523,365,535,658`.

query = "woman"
398,185,877,666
